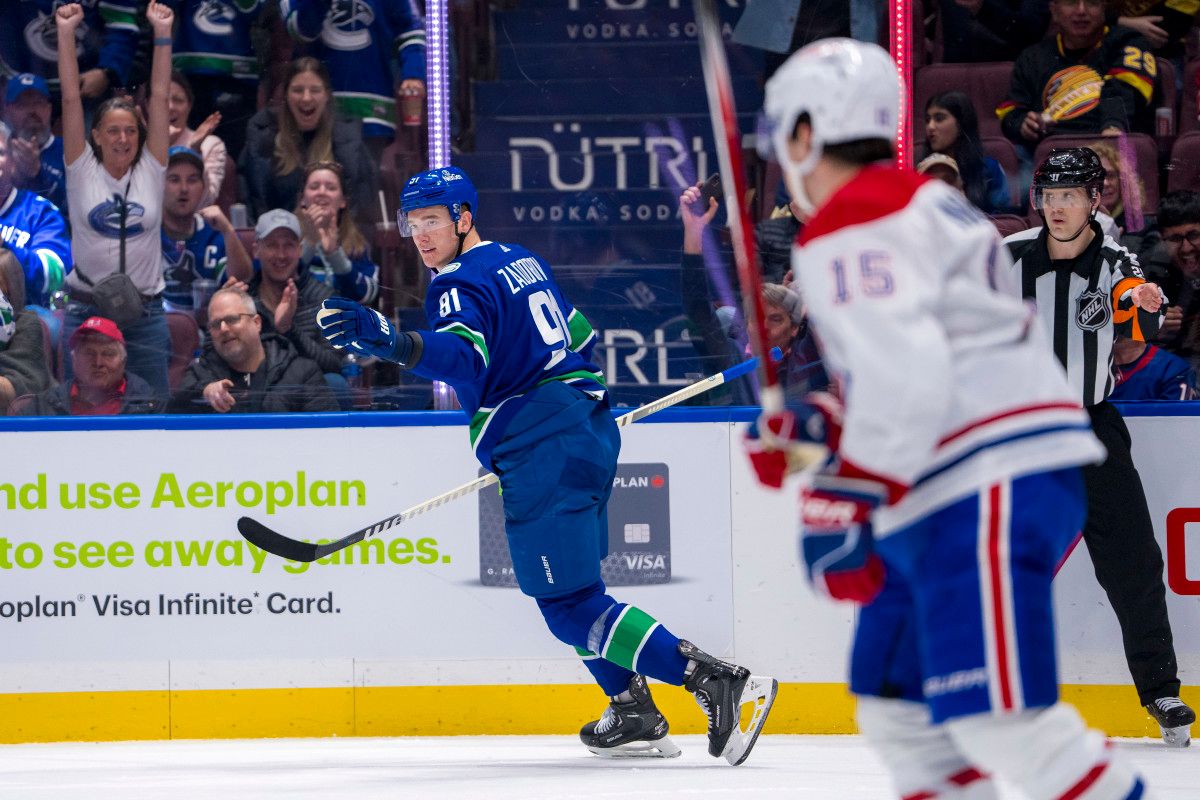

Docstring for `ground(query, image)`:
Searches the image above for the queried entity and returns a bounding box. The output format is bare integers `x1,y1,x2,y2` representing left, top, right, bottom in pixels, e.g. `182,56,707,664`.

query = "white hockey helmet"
763,39,901,215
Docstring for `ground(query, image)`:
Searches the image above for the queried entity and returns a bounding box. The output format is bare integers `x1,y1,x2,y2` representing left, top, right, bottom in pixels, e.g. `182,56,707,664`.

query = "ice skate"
580,674,681,759
1145,697,1195,747
679,640,778,766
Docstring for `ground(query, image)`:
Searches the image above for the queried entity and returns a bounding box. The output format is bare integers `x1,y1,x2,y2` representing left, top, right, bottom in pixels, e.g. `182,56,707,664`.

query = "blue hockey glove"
799,473,887,604
317,297,398,360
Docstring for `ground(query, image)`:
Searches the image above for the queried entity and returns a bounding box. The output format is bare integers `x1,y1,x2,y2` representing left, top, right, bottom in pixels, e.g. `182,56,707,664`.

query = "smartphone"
691,173,723,214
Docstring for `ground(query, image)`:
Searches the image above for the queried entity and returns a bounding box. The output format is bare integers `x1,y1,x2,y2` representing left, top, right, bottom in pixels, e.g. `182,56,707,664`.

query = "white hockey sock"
945,703,1148,799
857,696,999,799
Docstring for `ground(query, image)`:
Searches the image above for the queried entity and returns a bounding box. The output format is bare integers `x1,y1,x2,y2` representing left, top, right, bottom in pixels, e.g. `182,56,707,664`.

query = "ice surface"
0,734,1192,799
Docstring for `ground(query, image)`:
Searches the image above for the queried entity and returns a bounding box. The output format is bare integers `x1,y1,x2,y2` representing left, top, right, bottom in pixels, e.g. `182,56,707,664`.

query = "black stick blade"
237,517,322,562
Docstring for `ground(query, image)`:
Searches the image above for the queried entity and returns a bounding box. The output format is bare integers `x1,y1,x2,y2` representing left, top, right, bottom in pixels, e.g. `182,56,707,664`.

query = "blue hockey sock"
575,646,636,696
537,582,689,689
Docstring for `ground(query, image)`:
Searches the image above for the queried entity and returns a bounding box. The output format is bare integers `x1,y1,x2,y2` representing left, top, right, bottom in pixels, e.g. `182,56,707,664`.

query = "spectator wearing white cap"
916,153,965,192
16,315,163,416
2,74,66,215
245,209,342,376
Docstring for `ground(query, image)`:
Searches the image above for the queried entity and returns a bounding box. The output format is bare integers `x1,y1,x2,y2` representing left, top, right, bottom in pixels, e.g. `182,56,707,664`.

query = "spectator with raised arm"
3,74,66,215
166,0,267,161
295,160,379,305
161,146,252,315
998,0,1158,146
171,286,337,413
238,57,377,227
0,121,71,308
57,1,175,400
163,71,226,208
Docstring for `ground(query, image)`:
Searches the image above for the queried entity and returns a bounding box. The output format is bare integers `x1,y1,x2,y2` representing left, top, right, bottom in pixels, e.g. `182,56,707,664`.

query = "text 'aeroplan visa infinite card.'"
479,463,672,587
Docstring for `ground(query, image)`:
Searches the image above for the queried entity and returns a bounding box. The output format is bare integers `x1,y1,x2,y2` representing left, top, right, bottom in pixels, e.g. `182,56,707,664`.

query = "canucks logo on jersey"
322,0,374,50
193,0,237,36
87,194,145,239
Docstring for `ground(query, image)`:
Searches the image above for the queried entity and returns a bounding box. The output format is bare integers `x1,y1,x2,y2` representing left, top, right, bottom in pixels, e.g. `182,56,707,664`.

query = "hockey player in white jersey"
749,39,1151,799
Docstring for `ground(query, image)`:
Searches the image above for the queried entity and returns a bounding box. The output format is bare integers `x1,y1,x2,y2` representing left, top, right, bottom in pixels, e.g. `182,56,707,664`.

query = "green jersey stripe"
438,322,490,368
574,646,599,661
601,606,658,672
566,308,596,352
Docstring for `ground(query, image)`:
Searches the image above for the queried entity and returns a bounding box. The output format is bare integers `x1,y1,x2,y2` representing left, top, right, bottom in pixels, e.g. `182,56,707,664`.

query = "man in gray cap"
246,209,343,378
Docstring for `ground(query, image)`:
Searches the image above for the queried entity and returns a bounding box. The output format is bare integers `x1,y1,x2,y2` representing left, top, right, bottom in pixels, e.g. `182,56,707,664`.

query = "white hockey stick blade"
585,735,682,759
721,675,778,766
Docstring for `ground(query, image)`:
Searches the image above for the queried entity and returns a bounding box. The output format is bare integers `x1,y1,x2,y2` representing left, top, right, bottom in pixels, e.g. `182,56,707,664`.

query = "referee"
1006,148,1194,746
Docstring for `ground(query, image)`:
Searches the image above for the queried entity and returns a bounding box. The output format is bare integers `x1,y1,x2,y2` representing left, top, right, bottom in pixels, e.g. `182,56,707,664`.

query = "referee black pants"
1081,401,1180,705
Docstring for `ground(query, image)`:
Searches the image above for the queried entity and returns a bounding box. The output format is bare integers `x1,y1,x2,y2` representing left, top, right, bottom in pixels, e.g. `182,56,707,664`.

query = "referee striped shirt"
1005,222,1162,407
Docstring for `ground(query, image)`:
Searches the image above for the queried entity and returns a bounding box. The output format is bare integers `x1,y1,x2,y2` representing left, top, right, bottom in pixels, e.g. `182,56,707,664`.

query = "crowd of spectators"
2,0,1200,415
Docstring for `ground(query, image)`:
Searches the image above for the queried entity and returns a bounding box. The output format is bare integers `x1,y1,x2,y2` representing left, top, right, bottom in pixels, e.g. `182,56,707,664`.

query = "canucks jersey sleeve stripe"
437,322,489,368
566,308,596,352
98,2,138,30
1105,68,1154,103
396,30,426,50
35,250,66,295
540,368,606,390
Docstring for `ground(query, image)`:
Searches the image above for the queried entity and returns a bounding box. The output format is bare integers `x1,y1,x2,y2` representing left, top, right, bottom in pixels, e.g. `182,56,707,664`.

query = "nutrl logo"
1166,508,1200,595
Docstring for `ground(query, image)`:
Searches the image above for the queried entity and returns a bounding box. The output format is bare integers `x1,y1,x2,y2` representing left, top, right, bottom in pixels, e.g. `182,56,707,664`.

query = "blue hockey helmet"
398,167,478,236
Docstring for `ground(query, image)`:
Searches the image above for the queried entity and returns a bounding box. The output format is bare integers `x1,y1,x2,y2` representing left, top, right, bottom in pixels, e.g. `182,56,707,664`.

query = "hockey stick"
238,354,773,563
693,0,782,416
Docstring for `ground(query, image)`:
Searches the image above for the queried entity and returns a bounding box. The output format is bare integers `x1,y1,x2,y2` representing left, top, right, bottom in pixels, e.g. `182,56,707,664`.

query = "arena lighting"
426,0,451,169
890,0,913,171
426,0,454,407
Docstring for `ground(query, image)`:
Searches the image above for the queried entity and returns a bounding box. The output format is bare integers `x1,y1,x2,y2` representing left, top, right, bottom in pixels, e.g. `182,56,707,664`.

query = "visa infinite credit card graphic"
479,463,672,587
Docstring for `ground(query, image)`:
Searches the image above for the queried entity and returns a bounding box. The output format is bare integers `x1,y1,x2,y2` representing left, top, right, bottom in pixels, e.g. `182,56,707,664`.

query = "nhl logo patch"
1075,288,1110,331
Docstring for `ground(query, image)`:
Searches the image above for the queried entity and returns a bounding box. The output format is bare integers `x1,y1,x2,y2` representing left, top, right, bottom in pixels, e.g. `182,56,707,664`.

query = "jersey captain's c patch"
1076,288,1110,331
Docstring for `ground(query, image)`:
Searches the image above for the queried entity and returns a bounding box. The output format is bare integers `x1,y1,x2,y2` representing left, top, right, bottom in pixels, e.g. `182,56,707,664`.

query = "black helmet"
1031,147,1105,207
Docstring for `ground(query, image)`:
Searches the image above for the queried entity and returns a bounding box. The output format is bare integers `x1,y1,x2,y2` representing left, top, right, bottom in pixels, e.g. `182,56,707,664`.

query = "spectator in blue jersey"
0,0,140,100
295,161,378,305
57,1,176,400
1110,335,1197,401
282,0,426,145
164,72,226,208
3,74,66,215
245,208,343,380
0,249,52,414
924,91,1011,214
16,315,165,416
161,146,252,316
0,121,72,308
165,0,266,161
239,57,377,229
171,286,337,413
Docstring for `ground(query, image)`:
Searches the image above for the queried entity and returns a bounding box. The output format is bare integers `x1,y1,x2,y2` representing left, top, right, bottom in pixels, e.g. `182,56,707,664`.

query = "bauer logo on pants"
478,463,672,587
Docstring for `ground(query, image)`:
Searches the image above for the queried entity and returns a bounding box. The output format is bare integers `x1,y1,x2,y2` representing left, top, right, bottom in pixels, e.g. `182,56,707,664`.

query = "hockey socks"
536,583,689,689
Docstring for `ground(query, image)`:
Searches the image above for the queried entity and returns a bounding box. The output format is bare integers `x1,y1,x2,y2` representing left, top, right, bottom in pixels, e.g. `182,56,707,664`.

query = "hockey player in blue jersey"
315,166,777,766
0,122,71,306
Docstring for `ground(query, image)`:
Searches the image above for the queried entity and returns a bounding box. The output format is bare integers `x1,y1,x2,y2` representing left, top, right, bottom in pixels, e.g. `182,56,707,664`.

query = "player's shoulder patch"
799,165,929,246
439,262,462,275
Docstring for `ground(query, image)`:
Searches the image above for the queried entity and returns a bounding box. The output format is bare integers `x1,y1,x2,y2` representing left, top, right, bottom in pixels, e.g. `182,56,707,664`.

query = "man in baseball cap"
2,73,66,214
17,315,163,415
246,209,342,379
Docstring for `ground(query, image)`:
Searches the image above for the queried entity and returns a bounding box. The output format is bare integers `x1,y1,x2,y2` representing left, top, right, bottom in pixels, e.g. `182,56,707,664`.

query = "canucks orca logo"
87,194,146,239
164,248,198,297
194,0,236,36
321,0,374,51
26,11,88,62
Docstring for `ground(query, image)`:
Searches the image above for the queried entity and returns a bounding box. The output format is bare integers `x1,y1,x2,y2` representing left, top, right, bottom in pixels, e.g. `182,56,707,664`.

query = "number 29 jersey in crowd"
792,166,1105,535
411,241,606,468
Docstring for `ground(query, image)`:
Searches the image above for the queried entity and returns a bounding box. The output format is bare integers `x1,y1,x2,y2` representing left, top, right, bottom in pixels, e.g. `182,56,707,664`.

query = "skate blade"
721,674,778,766
1160,724,1191,748
586,735,682,759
